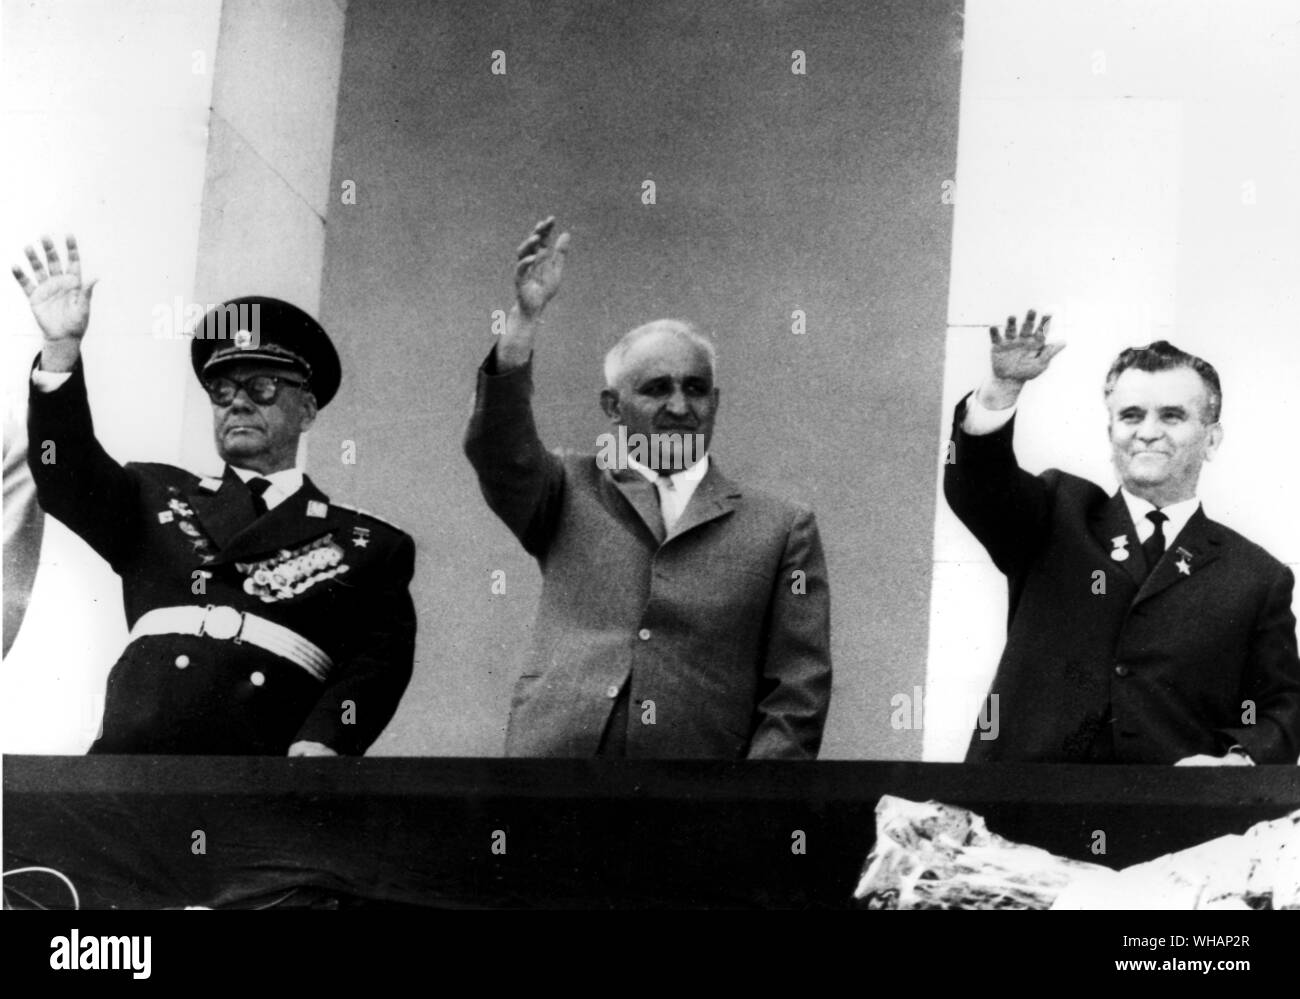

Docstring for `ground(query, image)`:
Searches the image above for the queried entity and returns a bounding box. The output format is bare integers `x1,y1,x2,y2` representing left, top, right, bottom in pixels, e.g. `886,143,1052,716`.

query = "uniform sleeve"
291,530,418,755
942,392,1051,577
26,357,142,569
462,347,566,558
1217,563,1300,764
746,505,832,760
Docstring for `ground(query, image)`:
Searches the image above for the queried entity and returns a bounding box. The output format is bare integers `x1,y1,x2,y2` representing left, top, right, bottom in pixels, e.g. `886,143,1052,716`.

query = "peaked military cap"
190,296,341,408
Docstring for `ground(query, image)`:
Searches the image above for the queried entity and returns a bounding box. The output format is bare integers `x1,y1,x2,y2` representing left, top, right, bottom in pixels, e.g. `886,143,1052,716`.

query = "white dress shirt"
229,465,303,512
626,452,710,532
30,368,71,392
1120,491,1199,548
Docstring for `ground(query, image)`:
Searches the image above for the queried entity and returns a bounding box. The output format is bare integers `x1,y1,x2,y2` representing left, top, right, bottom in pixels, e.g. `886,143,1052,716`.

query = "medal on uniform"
1175,545,1194,576
1110,535,1130,562
169,498,194,518
158,510,174,524
307,500,328,519
178,520,201,538
352,526,370,548
237,534,348,603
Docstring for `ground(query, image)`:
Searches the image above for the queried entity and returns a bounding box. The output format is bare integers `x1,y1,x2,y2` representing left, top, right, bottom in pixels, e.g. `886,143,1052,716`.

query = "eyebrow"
1117,404,1190,417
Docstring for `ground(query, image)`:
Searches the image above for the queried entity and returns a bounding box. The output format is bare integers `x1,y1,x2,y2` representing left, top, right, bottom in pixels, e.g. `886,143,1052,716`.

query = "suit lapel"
607,467,666,544
208,475,342,566
187,466,255,551
1090,490,1147,585
665,462,741,542
1132,506,1221,607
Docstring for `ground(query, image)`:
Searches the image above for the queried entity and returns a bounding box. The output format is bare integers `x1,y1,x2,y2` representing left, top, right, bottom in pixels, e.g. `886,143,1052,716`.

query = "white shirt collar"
1120,489,1200,546
229,465,304,511
626,452,710,489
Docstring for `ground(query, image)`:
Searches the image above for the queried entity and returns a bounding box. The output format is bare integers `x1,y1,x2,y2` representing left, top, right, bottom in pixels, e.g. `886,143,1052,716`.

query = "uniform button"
1114,664,1130,677
174,655,190,669
638,628,651,640
249,671,266,687
605,684,620,699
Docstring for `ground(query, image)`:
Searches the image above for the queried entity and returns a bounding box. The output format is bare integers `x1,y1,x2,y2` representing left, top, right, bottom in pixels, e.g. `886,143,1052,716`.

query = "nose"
226,388,256,412
663,387,689,417
1136,414,1164,442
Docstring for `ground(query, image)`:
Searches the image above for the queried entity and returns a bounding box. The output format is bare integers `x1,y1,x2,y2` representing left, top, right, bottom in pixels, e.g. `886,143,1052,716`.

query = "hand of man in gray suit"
497,216,570,371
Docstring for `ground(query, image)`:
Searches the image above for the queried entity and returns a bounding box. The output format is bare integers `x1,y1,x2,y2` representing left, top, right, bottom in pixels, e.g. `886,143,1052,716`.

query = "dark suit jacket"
464,352,832,759
945,395,1300,764
27,360,417,755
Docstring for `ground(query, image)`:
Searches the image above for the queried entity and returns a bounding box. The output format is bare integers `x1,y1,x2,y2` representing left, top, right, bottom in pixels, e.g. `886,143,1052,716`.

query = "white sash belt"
129,605,332,682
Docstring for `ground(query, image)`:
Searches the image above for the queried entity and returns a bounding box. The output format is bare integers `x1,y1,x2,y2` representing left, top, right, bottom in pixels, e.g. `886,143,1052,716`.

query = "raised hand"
514,216,570,320
12,235,96,343
988,309,1064,384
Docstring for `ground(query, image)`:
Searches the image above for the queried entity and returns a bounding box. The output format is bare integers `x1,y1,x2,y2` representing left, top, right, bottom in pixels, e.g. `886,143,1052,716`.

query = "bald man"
464,218,832,758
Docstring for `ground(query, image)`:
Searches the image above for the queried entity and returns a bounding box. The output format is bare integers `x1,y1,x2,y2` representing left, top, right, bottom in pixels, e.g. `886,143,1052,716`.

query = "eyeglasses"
204,374,307,406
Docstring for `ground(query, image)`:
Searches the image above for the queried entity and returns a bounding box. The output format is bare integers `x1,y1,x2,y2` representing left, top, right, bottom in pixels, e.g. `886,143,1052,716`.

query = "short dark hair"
1103,341,1222,423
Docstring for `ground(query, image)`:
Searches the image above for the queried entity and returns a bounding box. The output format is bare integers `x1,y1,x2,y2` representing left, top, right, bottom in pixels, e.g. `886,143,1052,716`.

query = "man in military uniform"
13,235,417,756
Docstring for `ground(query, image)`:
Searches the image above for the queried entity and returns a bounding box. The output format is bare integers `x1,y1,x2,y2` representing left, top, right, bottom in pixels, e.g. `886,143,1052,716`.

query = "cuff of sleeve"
482,343,533,378
962,389,1017,435
31,368,73,393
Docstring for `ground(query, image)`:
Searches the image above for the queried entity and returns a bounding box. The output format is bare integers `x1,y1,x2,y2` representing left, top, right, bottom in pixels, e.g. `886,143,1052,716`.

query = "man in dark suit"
13,235,417,755
945,310,1300,764
465,218,832,758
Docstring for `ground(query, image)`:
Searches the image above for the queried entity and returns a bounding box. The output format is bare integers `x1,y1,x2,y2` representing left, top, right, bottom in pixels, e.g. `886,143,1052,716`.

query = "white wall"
925,0,1300,759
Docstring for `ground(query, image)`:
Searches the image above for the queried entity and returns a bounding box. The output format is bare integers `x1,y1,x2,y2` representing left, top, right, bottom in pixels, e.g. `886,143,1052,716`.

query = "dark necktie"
247,476,272,517
1142,509,1168,574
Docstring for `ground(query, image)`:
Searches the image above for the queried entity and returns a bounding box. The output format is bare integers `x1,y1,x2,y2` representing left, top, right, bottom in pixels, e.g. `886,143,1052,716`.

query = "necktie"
654,473,678,531
1142,509,1167,574
247,476,272,517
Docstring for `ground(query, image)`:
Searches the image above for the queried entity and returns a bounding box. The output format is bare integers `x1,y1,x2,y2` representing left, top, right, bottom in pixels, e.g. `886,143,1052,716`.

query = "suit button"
1114,664,1130,677
174,655,190,669
250,671,266,687
605,684,620,699
638,628,651,640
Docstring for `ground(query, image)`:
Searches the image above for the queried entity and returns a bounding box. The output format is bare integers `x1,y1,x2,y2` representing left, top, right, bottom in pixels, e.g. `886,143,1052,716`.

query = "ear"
298,391,318,433
599,388,621,422
1203,422,1223,461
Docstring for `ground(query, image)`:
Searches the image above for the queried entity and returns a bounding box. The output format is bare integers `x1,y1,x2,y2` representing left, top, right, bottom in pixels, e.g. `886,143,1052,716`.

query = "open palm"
12,236,96,343
514,216,569,319
989,309,1063,383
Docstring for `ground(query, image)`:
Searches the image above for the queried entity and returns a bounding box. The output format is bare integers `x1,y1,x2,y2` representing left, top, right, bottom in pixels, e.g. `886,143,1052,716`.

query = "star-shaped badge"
1176,558,1191,576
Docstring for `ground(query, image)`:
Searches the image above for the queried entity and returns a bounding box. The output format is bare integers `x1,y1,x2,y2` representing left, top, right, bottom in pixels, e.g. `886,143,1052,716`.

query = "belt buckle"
201,605,244,642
